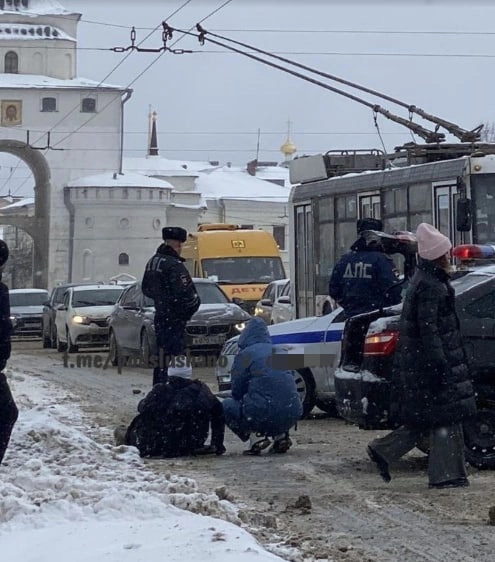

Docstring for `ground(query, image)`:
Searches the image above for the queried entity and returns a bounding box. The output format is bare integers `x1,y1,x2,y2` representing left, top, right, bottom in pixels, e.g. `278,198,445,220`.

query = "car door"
273,281,292,323
321,308,347,392
257,282,276,324
55,288,71,343
116,285,142,353
457,280,495,378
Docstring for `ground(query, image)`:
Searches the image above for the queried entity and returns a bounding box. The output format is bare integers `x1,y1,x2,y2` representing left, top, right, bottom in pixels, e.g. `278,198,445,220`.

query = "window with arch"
41,97,57,112
5,51,18,74
81,97,96,113
82,249,94,280
118,252,129,266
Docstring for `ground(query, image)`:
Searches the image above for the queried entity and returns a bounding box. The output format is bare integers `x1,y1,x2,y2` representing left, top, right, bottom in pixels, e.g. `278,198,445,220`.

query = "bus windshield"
471,174,495,244
202,257,285,284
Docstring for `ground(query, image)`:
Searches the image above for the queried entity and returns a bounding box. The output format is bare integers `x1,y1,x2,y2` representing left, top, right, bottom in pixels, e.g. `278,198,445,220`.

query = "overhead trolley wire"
50,0,234,150
166,24,483,144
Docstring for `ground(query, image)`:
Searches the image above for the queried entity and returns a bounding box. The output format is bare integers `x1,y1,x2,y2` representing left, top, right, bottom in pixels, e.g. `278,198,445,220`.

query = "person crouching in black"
142,227,200,385
114,375,226,457
0,240,18,465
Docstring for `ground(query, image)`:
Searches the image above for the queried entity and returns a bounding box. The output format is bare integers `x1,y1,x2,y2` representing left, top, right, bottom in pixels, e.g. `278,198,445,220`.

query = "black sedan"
108,279,251,368
335,264,495,469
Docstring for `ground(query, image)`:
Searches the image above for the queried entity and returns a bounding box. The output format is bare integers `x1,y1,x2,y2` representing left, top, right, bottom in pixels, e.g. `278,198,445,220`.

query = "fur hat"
357,218,383,234
416,223,452,260
162,227,187,242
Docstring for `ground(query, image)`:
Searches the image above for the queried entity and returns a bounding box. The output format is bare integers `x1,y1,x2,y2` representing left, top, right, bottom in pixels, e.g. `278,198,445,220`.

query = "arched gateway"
0,140,50,288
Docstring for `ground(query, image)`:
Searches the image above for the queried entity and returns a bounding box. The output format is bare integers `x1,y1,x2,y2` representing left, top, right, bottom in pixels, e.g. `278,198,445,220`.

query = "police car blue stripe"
271,329,343,345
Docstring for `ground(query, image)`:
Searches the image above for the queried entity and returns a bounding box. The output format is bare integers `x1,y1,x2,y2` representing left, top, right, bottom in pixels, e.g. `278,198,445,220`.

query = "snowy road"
10,340,495,562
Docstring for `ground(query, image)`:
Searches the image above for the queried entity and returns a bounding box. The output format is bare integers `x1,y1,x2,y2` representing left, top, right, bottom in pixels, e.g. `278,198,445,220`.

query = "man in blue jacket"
328,218,401,319
222,317,303,455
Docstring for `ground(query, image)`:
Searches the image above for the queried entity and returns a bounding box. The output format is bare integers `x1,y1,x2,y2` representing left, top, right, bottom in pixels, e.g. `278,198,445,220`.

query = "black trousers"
153,319,187,386
0,372,18,464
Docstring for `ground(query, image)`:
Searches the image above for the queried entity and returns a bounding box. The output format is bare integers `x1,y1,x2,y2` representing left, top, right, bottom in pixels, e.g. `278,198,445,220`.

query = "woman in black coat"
367,223,476,489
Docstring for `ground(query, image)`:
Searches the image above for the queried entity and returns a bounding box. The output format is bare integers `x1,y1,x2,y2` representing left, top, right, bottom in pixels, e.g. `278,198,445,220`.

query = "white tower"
0,0,131,288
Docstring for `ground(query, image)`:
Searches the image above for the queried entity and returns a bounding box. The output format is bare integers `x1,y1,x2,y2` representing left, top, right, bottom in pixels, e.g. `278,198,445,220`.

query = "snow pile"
0,369,289,562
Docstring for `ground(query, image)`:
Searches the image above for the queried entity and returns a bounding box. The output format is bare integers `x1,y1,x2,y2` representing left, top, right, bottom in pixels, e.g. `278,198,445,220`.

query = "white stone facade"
0,1,290,288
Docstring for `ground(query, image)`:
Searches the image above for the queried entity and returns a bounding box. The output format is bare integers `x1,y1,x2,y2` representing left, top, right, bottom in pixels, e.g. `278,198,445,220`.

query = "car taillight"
363,330,399,356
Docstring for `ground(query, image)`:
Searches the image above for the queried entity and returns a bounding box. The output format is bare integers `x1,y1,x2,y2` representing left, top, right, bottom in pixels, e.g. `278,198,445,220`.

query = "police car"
215,306,346,417
215,230,418,418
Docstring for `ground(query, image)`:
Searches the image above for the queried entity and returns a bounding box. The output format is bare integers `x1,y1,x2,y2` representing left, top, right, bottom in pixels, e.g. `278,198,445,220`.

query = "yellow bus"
182,224,286,313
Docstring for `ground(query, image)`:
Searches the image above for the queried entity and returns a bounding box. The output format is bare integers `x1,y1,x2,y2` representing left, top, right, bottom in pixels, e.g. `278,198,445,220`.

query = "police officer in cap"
0,240,18,465
328,218,401,319
142,227,200,385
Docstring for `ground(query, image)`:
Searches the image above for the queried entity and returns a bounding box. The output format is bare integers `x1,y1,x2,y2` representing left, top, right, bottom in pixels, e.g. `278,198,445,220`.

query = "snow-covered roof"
124,156,216,176
67,171,174,189
0,22,74,41
195,166,290,202
0,196,34,210
254,164,291,186
0,0,72,16
0,73,124,90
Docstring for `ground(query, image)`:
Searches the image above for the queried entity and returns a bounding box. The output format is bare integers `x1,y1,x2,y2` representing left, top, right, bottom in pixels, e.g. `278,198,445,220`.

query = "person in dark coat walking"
367,223,476,489
115,375,226,458
142,227,200,385
328,218,402,319
0,240,18,465
222,317,303,455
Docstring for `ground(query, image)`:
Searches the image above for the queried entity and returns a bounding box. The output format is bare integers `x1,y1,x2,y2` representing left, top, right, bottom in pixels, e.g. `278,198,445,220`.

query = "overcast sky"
3,0,495,195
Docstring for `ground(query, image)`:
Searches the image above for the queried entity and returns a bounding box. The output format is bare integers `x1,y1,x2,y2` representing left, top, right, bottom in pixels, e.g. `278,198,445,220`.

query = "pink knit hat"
416,223,452,260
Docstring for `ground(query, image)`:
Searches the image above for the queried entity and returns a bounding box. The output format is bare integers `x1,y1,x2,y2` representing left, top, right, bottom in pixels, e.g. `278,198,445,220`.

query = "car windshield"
72,289,123,307
141,282,230,307
9,292,48,307
201,257,285,284
195,283,229,304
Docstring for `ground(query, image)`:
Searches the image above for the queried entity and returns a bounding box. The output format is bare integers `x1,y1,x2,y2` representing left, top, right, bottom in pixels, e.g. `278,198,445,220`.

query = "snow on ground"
0,368,294,562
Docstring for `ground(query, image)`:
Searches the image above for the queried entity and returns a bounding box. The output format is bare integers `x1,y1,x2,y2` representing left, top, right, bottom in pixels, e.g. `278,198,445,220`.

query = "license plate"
192,335,226,345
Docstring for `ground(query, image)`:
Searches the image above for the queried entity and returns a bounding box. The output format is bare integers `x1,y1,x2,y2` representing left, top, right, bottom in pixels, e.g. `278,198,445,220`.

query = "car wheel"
315,398,340,418
67,328,78,353
140,330,151,368
108,330,119,367
463,408,495,469
56,327,67,352
293,368,316,418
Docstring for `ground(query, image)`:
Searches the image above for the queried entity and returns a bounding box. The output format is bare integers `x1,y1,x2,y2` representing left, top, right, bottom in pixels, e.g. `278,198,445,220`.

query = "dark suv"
335,262,495,469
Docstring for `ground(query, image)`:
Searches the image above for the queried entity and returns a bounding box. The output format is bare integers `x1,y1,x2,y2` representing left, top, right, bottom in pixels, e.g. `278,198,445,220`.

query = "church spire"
148,110,158,156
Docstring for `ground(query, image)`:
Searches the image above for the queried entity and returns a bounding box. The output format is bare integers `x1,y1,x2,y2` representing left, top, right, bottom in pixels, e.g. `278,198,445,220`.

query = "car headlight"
9,315,17,326
234,322,246,332
73,315,91,325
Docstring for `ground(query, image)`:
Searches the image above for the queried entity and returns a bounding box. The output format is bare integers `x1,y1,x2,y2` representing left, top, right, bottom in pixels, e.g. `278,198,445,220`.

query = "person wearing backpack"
114,375,226,458
0,240,18,465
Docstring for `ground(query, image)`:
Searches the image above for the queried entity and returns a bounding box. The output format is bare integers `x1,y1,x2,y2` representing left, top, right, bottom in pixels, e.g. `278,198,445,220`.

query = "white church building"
0,0,293,289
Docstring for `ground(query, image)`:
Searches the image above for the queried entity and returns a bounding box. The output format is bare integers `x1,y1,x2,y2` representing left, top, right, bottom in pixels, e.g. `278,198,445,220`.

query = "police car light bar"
452,244,495,260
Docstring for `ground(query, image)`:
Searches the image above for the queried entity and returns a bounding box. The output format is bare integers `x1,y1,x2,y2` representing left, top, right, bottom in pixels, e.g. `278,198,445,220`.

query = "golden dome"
280,138,297,156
